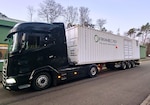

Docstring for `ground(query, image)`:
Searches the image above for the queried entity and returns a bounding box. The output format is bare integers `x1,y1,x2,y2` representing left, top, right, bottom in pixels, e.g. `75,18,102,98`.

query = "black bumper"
2,73,31,91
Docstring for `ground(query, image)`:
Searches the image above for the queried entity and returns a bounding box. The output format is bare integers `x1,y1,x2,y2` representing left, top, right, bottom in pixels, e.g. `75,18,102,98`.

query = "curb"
140,57,150,62
141,94,150,105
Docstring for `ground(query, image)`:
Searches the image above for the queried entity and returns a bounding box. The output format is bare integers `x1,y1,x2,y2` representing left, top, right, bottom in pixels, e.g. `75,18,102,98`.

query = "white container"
66,26,140,65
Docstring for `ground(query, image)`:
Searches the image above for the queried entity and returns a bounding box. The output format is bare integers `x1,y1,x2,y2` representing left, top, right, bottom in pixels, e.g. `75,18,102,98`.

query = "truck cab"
2,22,69,90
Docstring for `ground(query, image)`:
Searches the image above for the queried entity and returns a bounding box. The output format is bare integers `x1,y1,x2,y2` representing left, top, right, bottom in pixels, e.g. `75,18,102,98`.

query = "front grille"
2,59,8,86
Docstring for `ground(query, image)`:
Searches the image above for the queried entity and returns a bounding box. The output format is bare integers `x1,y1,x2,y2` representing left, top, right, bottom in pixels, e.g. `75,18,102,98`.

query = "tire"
121,62,127,70
88,66,98,78
131,61,135,68
126,61,132,69
32,72,51,91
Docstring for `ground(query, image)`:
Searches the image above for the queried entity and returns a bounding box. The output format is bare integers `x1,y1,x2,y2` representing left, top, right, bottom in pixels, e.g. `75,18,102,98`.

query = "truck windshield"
8,32,53,54
8,33,22,53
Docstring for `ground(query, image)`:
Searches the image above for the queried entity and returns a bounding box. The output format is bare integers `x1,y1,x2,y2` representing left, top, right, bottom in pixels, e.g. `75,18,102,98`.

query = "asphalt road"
0,60,150,105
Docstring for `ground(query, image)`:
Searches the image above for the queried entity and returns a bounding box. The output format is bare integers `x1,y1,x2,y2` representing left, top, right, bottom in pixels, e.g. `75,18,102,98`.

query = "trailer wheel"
126,61,131,69
131,61,135,68
121,62,127,70
32,72,51,91
88,66,98,78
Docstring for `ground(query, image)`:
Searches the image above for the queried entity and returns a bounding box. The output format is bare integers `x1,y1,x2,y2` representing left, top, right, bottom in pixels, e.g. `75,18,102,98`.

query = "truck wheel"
121,62,127,70
88,66,98,78
32,72,51,91
126,61,131,69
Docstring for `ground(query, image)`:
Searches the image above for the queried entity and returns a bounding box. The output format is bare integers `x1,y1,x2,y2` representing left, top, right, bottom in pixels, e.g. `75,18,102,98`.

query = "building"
0,13,23,71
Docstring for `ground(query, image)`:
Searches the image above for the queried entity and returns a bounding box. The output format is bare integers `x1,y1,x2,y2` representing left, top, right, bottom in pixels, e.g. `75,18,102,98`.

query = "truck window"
26,34,41,50
43,34,55,46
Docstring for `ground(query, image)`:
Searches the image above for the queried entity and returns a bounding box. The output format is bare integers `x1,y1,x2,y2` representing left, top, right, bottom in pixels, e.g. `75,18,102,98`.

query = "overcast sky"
0,0,150,34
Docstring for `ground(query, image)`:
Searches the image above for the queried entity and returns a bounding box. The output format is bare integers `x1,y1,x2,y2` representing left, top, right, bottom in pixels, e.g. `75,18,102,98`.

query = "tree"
79,7,91,26
102,27,107,32
64,6,78,27
146,43,150,56
96,19,106,31
38,0,64,23
27,5,36,22
140,23,150,44
126,22,150,46
140,23,150,56
127,28,136,38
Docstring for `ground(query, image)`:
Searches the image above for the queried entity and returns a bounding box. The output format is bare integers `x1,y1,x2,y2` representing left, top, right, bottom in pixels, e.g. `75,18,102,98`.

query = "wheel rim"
36,75,49,88
90,67,97,76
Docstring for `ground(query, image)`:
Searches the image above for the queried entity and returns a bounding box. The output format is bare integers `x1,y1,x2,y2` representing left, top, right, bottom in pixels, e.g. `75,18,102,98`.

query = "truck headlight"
6,78,16,84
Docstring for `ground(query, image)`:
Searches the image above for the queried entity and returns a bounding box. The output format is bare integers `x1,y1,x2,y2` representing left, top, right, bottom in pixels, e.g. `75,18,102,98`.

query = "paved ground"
141,95,150,105
141,57,150,105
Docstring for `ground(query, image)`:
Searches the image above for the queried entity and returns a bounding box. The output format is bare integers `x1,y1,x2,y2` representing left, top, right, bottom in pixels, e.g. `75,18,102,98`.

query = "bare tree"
146,43,150,56
126,23,150,45
96,19,106,31
27,5,36,22
79,7,91,26
102,27,107,32
38,0,64,23
140,23,150,45
64,6,78,27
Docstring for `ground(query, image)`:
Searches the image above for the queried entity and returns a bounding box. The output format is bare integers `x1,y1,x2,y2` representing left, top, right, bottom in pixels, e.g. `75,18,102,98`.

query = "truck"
2,22,140,91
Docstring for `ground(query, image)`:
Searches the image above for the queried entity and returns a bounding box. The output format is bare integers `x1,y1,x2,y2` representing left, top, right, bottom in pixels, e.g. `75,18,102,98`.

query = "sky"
0,0,150,35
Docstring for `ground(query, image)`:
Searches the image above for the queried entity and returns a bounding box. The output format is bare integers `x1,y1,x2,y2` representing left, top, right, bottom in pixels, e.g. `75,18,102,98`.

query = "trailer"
66,26,140,66
2,22,140,91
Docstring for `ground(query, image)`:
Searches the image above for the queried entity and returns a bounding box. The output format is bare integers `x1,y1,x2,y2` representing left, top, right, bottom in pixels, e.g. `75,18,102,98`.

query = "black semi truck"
2,22,140,91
